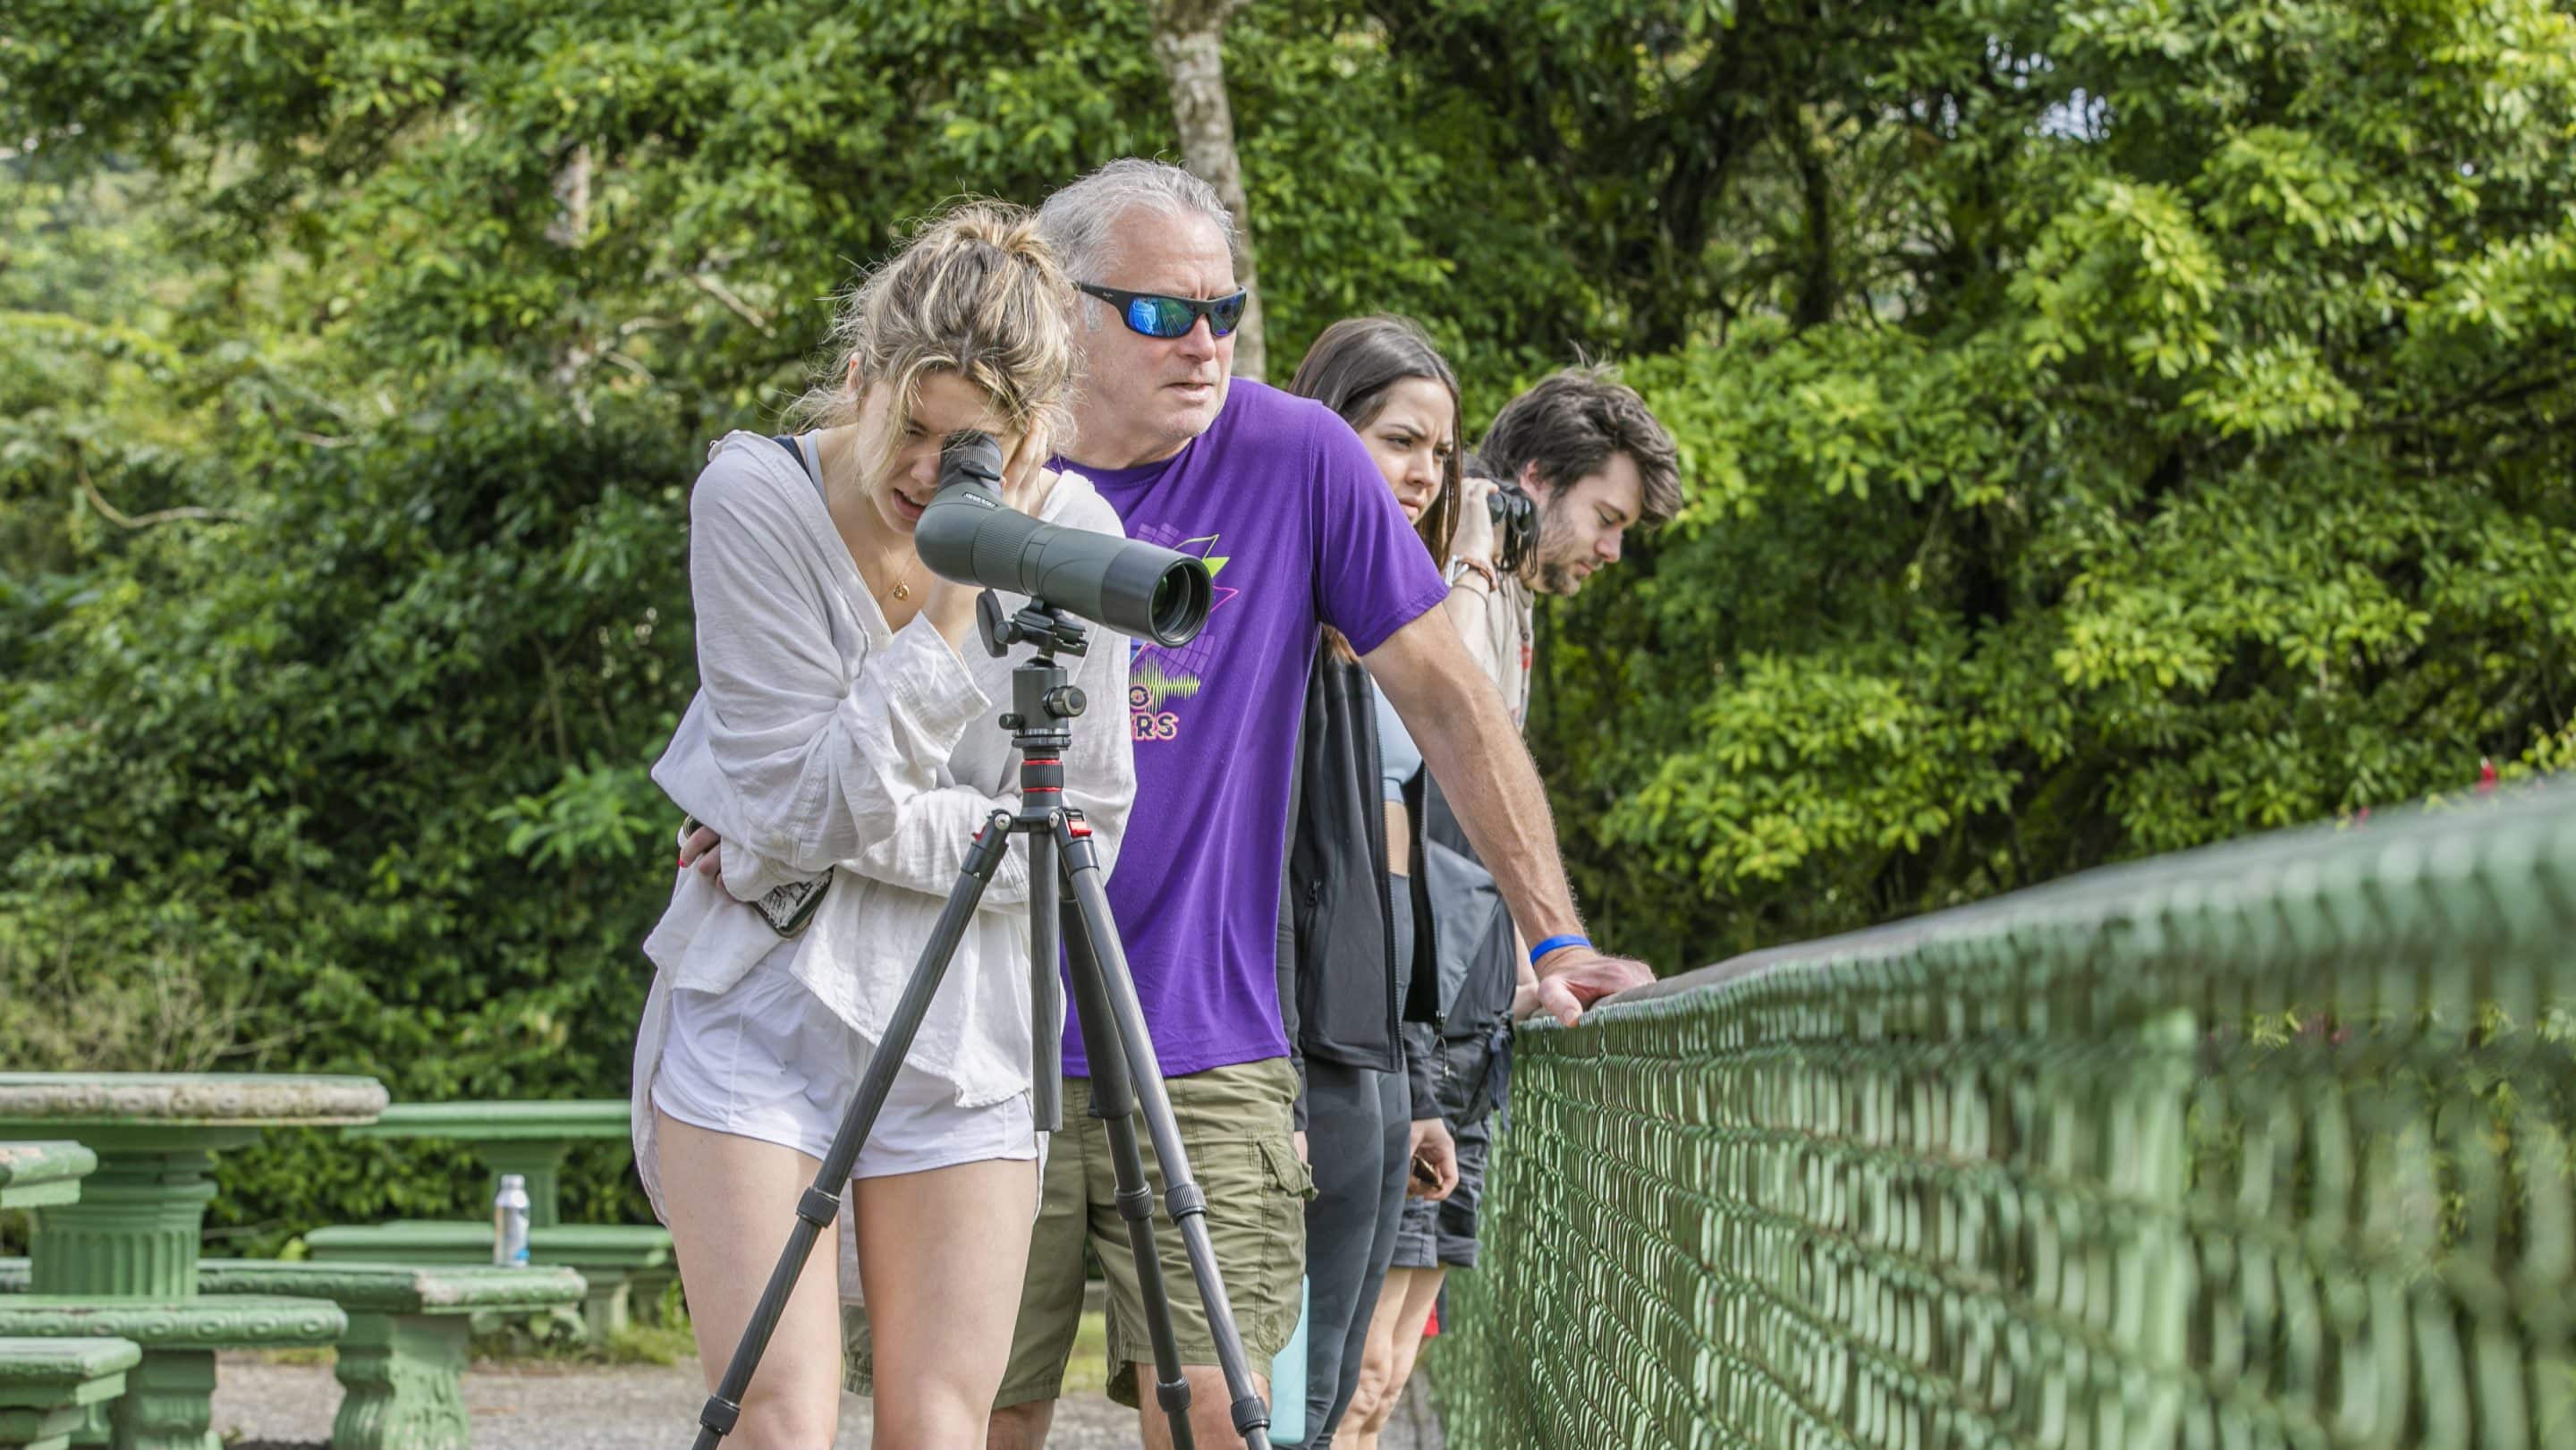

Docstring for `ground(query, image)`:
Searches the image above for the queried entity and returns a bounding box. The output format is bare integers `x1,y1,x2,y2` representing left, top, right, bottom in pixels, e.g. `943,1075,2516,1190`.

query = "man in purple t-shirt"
943,160,1656,1449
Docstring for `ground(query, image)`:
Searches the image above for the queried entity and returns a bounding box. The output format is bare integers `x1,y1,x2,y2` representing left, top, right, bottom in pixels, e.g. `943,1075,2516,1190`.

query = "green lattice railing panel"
1433,784,2576,1449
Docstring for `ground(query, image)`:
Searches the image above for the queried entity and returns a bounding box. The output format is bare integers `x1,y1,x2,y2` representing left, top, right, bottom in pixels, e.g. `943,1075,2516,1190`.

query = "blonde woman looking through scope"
632,201,1137,1448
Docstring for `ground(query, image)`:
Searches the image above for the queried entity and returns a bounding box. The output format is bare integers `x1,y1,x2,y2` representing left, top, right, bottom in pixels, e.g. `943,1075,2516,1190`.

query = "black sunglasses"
1075,283,1250,340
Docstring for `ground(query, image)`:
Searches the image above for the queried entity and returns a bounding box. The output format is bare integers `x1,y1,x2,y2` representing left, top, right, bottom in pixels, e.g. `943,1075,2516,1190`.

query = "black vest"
1287,643,1412,1071
1286,640,1521,1069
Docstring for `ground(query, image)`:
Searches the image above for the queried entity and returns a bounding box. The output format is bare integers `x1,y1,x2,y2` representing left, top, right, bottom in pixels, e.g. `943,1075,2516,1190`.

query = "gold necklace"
859,540,916,604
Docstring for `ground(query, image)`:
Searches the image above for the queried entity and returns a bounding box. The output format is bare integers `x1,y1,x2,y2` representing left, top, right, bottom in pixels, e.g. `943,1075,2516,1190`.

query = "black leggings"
1292,890,1414,1446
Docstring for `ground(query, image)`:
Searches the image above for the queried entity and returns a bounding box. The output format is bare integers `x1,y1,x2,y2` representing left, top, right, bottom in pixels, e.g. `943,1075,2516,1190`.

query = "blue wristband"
1529,934,1591,964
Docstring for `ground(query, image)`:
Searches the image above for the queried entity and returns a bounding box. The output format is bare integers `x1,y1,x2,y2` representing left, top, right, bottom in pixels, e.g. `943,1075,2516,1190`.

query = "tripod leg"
1056,818,1275,1450
1027,827,1063,1133
691,813,1015,1450
1057,890,1199,1450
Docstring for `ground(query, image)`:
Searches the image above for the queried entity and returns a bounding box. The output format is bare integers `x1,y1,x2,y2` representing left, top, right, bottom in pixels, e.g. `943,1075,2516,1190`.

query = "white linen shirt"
630,430,1134,1215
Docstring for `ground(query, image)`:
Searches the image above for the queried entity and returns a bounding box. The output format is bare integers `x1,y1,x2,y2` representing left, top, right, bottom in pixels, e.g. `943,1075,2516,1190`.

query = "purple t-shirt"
1058,379,1449,1077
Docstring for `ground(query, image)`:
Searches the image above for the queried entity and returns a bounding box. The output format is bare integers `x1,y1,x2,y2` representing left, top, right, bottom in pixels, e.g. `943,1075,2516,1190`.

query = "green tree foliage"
0,0,1597,1239
4,0,2572,1237
1501,0,2576,964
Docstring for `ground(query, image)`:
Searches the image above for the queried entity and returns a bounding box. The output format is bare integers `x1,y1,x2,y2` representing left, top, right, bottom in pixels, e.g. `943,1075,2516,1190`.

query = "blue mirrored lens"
1111,290,1250,339
1127,296,1195,338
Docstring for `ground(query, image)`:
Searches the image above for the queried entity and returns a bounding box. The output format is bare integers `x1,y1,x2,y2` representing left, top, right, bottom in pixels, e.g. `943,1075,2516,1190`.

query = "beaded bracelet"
1446,554,1500,591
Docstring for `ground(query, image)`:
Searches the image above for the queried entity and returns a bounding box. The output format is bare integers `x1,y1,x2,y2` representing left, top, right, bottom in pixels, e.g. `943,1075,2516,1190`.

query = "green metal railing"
1431,784,2576,1449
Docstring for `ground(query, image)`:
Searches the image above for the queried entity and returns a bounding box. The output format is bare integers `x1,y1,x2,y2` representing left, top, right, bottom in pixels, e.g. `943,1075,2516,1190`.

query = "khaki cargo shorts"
845,1055,1312,1409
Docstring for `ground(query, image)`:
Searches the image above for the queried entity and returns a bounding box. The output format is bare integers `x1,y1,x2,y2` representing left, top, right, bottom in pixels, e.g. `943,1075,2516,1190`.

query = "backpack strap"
770,434,824,495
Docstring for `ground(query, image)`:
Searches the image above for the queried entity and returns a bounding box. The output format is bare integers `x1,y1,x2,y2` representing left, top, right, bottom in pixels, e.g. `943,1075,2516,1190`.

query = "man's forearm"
1428,693,1586,964
1369,613,1585,967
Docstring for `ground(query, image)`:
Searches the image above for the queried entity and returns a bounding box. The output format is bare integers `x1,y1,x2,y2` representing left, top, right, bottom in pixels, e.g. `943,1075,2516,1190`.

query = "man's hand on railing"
1530,949,1655,1028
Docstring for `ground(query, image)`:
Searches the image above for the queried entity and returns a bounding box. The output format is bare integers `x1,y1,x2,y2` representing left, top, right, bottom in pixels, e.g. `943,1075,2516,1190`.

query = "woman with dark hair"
1278,315,1506,1446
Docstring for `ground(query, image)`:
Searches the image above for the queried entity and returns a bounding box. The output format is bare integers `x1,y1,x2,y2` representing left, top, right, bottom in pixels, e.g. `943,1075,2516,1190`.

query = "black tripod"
692,594,1274,1450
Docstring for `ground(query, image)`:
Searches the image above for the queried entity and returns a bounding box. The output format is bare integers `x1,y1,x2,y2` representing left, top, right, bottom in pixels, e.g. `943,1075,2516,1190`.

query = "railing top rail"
1589,776,2576,1018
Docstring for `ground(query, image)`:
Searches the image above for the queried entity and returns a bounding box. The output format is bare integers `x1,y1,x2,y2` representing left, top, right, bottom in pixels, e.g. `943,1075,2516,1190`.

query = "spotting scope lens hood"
913,431,1211,647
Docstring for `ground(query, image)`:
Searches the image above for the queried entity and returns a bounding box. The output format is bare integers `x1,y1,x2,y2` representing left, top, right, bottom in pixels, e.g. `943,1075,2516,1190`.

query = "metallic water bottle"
493,1173,532,1266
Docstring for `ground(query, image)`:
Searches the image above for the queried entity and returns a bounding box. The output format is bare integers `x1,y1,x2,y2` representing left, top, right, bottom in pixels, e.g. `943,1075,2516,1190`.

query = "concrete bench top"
0,1144,96,1212
309,1221,671,1254
0,1336,141,1386
0,1296,345,1349
0,1259,587,1316
0,1074,386,1129
341,1100,630,1141
199,1260,588,1314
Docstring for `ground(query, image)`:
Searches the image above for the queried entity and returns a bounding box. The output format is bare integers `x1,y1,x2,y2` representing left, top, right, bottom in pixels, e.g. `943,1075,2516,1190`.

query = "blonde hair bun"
788,199,1077,458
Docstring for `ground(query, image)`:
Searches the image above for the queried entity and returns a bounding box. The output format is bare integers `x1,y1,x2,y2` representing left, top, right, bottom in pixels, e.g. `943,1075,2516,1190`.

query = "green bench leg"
330,1312,470,1450
578,1278,631,1340
631,1271,675,1325
105,1350,216,1450
1,1404,91,1450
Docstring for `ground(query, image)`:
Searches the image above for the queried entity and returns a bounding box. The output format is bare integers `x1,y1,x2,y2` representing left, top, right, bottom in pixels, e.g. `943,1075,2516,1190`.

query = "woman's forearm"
1441,581,1506,684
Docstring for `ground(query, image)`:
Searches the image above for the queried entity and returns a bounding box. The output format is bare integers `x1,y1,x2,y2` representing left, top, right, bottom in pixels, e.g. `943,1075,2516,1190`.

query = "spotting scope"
913,432,1211,647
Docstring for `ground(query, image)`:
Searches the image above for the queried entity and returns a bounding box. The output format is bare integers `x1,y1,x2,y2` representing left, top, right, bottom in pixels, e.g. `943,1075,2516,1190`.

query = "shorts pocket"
1238,1133,1313,1357
1257,1132,1317,1203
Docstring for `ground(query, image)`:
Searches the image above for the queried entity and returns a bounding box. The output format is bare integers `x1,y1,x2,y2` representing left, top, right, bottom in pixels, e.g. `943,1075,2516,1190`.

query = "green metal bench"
0,1144,131,1450
0,1338,140,1450
0,1081,385,1450
303,1223,672,1338
0,1299,343,1450
219,1260,583,1450
0,1258,585,1450
311,1100,673,1336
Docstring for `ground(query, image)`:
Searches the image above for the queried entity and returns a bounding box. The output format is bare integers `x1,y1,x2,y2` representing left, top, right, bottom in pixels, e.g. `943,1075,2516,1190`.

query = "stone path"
211,1352,1445,1448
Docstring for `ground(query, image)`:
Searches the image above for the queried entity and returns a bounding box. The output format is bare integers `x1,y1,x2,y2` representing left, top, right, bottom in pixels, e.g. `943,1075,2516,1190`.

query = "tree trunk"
547,143,590,249
1147,0,1265,382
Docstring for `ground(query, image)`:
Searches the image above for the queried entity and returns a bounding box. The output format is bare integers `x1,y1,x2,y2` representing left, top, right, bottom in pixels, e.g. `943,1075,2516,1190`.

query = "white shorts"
650,952,1036,1179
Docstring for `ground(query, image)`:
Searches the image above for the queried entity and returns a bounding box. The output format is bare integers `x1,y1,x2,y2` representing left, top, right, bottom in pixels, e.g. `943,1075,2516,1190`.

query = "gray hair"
1038,158,1236,294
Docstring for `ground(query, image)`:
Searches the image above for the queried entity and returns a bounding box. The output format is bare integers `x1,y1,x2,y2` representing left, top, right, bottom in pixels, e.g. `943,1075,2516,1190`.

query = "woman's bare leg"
856,1157,1041,1448
1344,1277,1407,1450
1346,1266,1446,1450
657,1109,843,1449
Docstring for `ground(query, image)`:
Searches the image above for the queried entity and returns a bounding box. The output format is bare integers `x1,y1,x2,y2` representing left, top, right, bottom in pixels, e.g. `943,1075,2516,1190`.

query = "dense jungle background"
4,0,2572,1239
